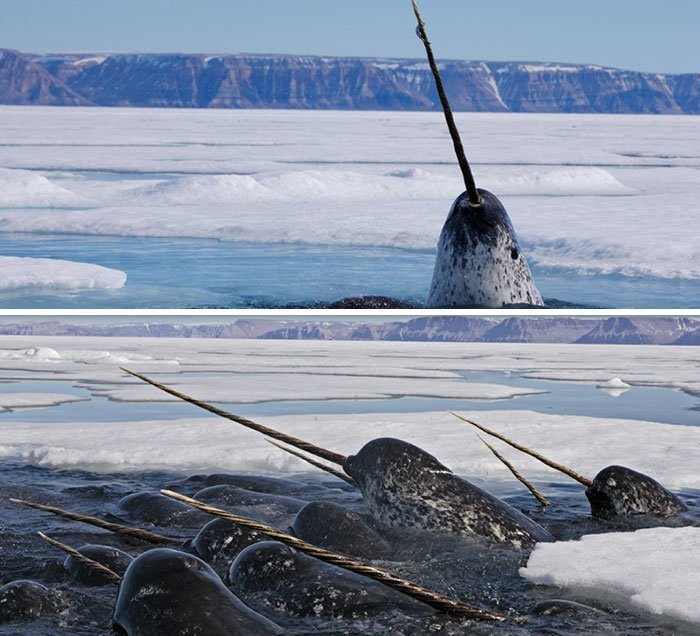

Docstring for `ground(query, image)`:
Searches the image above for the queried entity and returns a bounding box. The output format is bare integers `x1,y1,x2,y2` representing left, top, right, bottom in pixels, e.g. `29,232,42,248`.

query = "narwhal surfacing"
453,414,689,519
122,368,552,548
411,1,543,308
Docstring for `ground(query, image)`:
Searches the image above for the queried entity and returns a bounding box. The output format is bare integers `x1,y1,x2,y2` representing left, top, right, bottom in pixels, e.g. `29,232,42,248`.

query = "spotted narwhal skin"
427,189,543,308
343,438,553,549
586,465,688,519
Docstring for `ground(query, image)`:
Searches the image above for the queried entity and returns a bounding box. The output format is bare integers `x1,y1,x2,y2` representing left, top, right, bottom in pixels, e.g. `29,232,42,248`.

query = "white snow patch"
0,257,126,292
0,108,696,280
521,527,700,625
0,167,86,208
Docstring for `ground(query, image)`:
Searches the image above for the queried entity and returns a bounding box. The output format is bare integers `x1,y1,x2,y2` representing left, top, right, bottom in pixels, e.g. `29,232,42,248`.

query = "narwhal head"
585,465,689,519
427,189,543,308
410,1,543,309
453,414,689,519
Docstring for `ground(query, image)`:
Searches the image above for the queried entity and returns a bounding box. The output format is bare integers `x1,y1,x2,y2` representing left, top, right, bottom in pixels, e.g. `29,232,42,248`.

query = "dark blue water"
1,370,697,427
0,233,696,308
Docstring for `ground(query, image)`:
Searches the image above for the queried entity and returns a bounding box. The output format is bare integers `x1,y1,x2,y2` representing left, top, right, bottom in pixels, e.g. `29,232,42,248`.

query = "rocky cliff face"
1,50,697,113
0,49,91,106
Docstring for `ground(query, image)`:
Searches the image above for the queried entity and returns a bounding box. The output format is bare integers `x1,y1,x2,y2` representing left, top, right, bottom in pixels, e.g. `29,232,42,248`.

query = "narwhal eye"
511,248,519,260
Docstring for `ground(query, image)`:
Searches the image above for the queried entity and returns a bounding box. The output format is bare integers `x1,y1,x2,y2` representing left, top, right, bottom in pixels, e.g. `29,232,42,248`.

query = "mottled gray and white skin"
113,548,281,636
427,189,543,308
343,438,553,549
586,465,688,519
183,518,267,573
290,501,392,560
228,541,433,620
0,580,62,624
64,544,133,586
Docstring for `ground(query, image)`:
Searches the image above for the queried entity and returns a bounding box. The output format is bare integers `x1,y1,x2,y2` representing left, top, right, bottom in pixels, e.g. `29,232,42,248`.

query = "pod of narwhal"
451,413,689,518
410,0,543,309
121,368,554,549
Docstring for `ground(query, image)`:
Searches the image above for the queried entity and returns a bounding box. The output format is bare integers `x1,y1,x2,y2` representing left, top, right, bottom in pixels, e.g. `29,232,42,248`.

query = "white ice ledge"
521,527,700,625
0,256,126,292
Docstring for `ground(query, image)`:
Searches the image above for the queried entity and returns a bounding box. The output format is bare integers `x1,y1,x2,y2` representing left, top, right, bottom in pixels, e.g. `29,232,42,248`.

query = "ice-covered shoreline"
0,107,698,282
0,256,127,292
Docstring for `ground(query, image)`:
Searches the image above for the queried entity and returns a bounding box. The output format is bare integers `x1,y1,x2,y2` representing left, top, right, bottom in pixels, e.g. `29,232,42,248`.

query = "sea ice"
0,256,126,292
0,392,88,412
521,527,700,625
0,107,697,282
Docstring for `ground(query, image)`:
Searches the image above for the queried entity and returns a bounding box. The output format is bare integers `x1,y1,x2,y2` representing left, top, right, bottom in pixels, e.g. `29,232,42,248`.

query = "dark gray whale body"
180,472,327,497
117,492,207,527
290,500,392,560
0,580,62,624
344,438,553,548
113,548,281,636
183,518,267,572
64,544,134,586
586,465,688,519
193,484,306,514
228,541,433,620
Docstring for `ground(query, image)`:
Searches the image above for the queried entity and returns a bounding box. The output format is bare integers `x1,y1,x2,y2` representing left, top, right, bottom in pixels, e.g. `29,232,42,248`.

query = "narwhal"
411,1,543,308
121,369,554,549
452,413,689,519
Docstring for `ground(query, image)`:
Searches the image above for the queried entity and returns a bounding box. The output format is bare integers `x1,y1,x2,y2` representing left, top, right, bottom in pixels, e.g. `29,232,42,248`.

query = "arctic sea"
0,107,697,308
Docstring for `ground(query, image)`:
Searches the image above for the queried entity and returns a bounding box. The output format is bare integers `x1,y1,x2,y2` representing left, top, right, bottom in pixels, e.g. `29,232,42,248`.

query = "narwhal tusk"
411,0,481,205
265,439,356,486
161,489,510,621
450,412,593,487
38,532,122,585
475,434,550,507
120,368,347,466
11,498,175,545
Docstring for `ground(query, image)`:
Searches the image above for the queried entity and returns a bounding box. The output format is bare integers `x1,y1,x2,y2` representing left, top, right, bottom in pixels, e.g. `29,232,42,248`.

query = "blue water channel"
0,232,697,309
0,370,697,427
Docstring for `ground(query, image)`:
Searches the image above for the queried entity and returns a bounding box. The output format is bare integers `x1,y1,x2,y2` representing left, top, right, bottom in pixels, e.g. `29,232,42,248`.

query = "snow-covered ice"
0,107,697,283
521,527,700,625
0,256,126,292
0,337,697,488
0,393,88,412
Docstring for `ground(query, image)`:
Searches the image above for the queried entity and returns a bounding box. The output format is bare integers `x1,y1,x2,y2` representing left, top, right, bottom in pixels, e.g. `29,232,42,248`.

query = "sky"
0,0,698,74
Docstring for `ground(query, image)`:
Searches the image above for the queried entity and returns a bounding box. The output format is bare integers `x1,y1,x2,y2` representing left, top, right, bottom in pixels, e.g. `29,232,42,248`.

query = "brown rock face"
0,49,91,106
1,50,697,113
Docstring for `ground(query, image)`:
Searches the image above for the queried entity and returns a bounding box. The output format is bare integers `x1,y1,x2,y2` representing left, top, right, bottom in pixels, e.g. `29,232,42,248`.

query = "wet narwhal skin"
343,438,553,549
193,485,306,514
427,189,543,308
117,492,207,527
64,544,134,586
586,465,689,519
0,580,62,624
290,501,392,560
228,541,433,620
183,518,268,572
112,548,282,636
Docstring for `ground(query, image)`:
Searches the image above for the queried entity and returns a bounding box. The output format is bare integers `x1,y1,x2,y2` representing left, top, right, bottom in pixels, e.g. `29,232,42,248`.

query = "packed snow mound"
23,347,61,360
0,167,86,208
597,378,632,389
125,166,630,206
129,174,280,205
521,527,700,625
0,257,126,292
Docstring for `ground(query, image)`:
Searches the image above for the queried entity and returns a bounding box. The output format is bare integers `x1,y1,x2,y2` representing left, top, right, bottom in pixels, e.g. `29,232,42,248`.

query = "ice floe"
521,527,700,625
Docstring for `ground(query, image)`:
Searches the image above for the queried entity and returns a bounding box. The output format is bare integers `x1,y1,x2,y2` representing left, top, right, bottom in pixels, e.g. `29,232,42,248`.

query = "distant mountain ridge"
0,317,698,345
1,49,698,114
